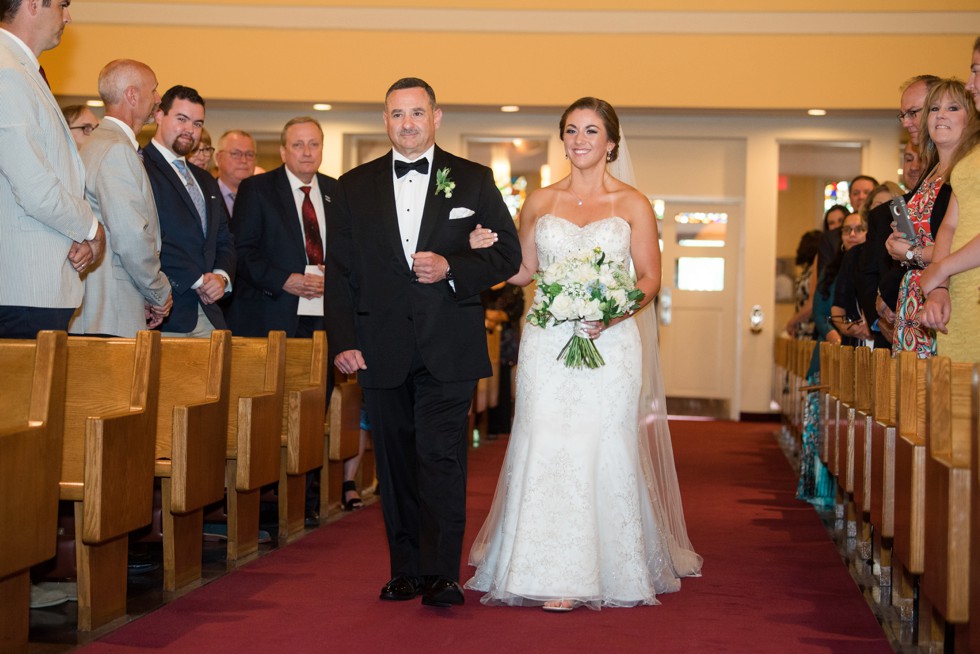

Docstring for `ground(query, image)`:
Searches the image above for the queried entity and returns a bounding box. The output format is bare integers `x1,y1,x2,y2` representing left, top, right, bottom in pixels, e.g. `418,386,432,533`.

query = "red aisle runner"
80,421,891,654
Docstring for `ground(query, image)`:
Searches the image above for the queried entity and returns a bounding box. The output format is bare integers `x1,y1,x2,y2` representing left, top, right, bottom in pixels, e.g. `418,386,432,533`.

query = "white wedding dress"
465,214,702,609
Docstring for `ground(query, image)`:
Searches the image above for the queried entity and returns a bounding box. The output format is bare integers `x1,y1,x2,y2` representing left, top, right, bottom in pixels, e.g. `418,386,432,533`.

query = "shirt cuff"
86,217,100,241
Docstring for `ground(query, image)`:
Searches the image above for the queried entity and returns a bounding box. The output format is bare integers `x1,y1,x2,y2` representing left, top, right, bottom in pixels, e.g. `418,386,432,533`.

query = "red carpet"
80,421,891,653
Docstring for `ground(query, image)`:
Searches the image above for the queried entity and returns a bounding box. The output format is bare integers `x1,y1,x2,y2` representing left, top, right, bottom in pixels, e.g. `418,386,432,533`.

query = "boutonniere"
434,167,455,199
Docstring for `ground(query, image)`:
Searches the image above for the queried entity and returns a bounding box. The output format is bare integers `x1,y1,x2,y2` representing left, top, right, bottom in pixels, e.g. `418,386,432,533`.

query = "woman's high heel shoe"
341,480,364,511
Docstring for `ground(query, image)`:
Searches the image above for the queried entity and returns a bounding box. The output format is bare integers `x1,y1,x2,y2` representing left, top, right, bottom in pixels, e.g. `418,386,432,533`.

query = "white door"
655,200,741,418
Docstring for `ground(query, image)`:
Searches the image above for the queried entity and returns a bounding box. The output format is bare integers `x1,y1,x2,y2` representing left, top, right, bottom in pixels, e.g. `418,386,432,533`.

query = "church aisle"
74,420,890,653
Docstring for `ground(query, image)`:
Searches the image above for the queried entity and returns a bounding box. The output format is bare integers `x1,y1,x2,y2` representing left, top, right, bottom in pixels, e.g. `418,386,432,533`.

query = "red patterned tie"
299,186,323,265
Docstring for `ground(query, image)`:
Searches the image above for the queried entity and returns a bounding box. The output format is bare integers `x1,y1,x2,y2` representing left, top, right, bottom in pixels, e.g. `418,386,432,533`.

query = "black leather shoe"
304,509,319,528
379,576,423,601
421,578,464,607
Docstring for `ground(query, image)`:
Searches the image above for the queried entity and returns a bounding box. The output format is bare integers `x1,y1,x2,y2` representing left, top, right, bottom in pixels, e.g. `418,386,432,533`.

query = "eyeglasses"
70,123,99,136
896,108,922,123
842,225,867,235
223,150,256,161
193,146,215,155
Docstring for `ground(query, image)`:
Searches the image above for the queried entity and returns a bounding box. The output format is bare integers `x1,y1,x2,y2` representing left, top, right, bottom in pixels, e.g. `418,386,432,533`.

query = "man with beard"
143,85,235,335
70,59,172,337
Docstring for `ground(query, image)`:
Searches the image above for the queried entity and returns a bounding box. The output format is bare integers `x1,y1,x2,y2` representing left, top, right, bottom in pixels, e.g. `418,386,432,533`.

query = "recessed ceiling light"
86,99,104,108
313,103,332,111
807,109,827,116
500,105,520,113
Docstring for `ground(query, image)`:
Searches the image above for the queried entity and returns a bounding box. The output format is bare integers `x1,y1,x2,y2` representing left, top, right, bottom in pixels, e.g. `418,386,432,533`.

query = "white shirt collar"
392,145,435,168
284,166,318,193
103,116,139,150
150,138,185,167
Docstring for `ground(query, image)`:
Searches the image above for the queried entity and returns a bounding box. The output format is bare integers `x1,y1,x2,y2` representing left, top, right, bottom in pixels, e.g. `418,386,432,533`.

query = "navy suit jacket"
143,140,236,332
226,165,337,336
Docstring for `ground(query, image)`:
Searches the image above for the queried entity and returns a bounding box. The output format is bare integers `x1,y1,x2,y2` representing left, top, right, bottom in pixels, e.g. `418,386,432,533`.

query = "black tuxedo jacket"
325,146,521,388
143,141,236,332
226,165,337,336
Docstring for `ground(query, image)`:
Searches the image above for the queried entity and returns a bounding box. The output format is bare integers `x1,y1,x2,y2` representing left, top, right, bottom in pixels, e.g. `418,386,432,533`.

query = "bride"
464,97,702,611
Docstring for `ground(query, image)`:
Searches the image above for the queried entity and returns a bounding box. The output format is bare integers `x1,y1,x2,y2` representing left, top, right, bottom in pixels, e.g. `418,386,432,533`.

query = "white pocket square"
449,207,475,220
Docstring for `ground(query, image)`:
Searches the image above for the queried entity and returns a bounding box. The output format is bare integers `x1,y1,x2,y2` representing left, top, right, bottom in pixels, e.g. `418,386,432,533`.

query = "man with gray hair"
215,129,257,216
70,59,172,336
0,0,105,338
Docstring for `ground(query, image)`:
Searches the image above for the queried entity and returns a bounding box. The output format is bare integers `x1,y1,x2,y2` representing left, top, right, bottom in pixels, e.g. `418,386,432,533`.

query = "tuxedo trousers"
365,351,476,581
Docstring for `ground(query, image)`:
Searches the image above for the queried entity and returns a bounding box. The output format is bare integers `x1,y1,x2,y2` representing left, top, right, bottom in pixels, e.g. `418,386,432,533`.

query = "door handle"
750,305,764,333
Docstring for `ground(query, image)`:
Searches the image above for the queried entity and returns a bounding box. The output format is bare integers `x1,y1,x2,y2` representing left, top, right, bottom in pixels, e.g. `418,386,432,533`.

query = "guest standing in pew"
826,212,871,347
62,103,100,149
143,85,235,337
919,43,980,362
188,127,214,172
225,117,337,527
325,77,521,608
857,75,942,349
214,129,257,217
70,59,173,337
887,80,969,357
0,0,106,338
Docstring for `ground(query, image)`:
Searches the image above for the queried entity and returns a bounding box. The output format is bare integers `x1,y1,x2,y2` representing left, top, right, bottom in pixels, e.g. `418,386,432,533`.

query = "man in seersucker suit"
71,59,173,337
325,77,521,608
0,0,105,337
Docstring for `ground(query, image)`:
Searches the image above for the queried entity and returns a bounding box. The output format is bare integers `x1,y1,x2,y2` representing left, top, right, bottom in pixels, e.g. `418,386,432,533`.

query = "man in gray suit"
0,0,105,337
70,59,173,337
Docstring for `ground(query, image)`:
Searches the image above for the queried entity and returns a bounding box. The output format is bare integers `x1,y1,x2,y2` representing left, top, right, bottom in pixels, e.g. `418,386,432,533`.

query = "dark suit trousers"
365,352,476,582
0,306,74,338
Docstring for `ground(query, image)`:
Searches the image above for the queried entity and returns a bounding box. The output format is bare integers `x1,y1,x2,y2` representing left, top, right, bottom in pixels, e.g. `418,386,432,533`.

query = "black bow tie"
394,157,429,178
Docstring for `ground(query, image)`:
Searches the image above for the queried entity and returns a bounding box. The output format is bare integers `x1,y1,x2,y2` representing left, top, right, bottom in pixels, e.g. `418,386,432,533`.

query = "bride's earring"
606,150,612,162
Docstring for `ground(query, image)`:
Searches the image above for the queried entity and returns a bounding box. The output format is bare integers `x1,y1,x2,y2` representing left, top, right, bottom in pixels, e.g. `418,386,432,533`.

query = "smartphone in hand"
889,196,918,245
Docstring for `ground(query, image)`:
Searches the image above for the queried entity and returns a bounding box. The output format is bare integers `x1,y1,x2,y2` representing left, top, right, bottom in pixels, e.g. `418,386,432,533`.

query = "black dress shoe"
421,578,464,607
304,509,319,528
379,576,423,601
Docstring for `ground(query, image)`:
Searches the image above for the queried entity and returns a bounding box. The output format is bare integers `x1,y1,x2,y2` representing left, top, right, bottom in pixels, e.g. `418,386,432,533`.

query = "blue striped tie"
173,159,207,233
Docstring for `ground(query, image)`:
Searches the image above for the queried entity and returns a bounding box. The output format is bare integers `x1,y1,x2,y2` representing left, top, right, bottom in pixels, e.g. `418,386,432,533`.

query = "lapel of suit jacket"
375,152,408,268
416,146,446,253
274,166,306,258
147,141,206,226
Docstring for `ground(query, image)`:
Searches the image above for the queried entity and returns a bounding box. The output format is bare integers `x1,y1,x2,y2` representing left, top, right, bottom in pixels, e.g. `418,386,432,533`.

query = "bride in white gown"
465,97,702,611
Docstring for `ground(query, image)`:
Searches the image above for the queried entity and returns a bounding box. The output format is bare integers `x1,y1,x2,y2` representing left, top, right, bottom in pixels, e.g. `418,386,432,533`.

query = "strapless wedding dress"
465,215,701,609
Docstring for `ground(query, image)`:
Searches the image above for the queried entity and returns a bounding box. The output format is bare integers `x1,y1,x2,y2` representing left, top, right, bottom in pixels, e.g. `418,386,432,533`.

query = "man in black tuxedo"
143,85,235,335
227,117,337,338
325,78,521,607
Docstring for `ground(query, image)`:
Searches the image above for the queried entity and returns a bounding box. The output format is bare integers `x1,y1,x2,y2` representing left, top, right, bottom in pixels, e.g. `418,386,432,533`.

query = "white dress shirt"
393,145,434,269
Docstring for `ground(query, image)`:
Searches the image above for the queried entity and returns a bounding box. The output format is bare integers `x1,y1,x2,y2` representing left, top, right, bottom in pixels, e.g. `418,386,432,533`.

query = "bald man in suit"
0,0,105,337
71,59,172,337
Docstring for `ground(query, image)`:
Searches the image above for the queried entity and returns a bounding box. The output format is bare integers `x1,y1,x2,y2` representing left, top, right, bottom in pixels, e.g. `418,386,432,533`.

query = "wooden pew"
921,356,974,647
970,362,980,652
278,333,328,542
851,347,874,558
892,350,927,624
225,333,286,560
63,333,160,630
0,332,67,651
869,347,897,595
326,379,363,512
820,343,840,467
832,345,855,486
154,332,231,590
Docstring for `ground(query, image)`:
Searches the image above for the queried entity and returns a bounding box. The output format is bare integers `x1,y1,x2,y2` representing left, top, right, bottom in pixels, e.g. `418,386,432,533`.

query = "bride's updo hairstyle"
559,97,621,162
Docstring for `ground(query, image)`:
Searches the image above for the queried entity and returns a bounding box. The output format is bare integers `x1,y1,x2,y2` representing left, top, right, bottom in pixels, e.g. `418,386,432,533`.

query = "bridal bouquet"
527,247,644,369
